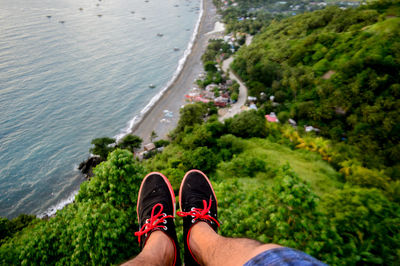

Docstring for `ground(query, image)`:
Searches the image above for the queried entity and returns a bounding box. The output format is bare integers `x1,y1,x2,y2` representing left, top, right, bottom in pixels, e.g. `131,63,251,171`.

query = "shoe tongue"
142,199,171,216
185,197,213,212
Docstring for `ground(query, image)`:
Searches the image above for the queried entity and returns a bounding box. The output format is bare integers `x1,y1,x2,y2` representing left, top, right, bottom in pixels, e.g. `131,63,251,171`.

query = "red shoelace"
177,198,220,227
135,203,174,244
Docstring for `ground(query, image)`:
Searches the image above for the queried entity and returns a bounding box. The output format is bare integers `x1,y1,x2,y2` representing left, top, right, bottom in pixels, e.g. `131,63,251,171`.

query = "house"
221,92,230,98
214,96,229,107
304,125,320,133
214,101,227,107
265,112,279,123
203,91,215,99
144,143,156,151
249,103,258,110
205,84,218,92
194,96,210,103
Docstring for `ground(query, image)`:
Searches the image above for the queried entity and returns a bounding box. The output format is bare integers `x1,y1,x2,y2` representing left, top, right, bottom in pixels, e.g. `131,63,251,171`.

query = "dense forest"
1,1,400,265
231,1,400,172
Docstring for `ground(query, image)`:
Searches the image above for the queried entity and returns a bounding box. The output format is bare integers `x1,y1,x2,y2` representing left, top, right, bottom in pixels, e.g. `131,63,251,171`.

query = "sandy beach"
131,0,220,143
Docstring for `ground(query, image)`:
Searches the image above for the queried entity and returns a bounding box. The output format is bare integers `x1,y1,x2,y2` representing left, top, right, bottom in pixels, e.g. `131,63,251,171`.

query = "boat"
131,11,135,14
173,47,180,51
149,84,156,88
98,14,102,17
46,15,52,19
59,20,65,24
79,8,83,11
142,17,146,20
157,33,164,37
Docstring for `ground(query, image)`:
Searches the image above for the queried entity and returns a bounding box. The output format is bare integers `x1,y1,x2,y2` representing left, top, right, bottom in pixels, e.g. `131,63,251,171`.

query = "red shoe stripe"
187,226,201,265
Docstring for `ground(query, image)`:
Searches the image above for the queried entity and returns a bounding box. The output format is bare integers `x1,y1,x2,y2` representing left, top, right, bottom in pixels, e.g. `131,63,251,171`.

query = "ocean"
0,0,201,218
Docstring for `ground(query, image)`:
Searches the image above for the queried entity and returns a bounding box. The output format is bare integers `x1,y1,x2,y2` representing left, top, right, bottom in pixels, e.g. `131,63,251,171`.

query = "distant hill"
231,0,400,170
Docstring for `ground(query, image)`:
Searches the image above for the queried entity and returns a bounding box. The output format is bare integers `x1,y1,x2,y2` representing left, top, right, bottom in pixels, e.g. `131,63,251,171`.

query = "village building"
265,112,279,123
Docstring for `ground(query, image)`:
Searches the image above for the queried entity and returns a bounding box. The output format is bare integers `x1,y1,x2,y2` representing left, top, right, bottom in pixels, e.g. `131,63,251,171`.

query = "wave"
37,190,78,218
114,0,204,142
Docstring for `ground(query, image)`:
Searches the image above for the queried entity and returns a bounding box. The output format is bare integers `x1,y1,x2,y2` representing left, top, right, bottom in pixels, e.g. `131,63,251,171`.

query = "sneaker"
135,172,181,266
177,169,220,265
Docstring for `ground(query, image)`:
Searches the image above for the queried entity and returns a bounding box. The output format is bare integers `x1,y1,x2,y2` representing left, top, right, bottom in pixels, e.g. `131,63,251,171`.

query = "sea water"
0,0,201,218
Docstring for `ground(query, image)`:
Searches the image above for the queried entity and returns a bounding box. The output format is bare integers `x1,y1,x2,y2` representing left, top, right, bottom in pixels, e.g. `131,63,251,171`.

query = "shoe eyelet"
145,219,149,223
163,226,168,230
191,207,195,211
191,215,194,218
163,220,167,224
162,213,166,217
192,219,195,223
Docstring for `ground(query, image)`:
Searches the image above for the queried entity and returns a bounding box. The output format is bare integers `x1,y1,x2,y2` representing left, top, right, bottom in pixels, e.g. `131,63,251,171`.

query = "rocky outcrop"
78,156,103,179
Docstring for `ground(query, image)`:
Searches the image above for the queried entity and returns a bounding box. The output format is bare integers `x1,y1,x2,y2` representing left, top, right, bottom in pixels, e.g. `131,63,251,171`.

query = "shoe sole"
136,172,176,223
179,169,218,211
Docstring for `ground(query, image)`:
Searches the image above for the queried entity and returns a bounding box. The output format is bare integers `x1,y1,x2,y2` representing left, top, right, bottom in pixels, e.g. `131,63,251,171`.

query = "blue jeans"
244,247,327,266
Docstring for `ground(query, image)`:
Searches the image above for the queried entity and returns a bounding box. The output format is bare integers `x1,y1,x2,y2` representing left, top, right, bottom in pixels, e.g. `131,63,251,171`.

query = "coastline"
37,0,219,219
130,0,219,143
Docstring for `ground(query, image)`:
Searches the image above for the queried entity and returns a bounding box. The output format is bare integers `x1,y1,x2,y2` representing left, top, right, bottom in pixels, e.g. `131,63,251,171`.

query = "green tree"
225,110,267,138
204,61,218,73
90,137,116,160
118,135,142,154
175,103,208,133
183,147,219,174
150,131,158,142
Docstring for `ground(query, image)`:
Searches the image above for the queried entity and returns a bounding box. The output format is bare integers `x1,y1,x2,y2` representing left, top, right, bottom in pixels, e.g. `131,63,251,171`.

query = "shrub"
225,110,267,138
277,111,290,124
218,153,266,178
182,147,219,174
323,187,400,264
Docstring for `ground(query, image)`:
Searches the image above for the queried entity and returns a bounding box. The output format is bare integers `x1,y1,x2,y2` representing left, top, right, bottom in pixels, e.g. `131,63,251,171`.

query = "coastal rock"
78,156,103,179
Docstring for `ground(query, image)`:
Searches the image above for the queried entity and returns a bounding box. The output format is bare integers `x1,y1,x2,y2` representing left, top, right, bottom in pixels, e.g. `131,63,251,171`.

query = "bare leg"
122,231,175,266
190,222,281,266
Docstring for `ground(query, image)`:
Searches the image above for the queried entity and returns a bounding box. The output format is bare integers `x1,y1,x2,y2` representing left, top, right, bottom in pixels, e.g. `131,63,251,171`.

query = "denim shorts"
244,247,327,266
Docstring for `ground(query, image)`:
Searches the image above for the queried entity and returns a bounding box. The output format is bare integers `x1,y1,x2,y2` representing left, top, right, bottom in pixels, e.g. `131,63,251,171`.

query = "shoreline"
130,0,220,143
36,0,220,218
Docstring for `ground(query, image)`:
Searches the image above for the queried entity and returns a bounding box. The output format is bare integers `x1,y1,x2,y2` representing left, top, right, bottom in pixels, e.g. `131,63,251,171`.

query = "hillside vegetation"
232,1,400,171
2,105,399,265
1,2,400,265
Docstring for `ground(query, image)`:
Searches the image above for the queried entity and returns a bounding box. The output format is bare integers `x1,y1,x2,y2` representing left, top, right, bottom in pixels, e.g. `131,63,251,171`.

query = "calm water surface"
0,0,200,218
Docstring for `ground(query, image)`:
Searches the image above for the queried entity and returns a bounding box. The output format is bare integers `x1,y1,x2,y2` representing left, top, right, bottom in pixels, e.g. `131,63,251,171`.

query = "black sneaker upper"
178,170,219,266
135,172,181,266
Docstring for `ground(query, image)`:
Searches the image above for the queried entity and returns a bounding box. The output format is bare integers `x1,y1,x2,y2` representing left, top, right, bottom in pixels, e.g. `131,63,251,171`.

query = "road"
219,56,248,121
